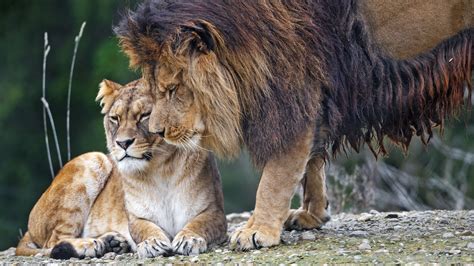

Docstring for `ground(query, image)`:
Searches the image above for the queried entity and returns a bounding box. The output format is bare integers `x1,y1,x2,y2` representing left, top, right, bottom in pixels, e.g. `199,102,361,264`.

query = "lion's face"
96,79,161,174
147,62,205,151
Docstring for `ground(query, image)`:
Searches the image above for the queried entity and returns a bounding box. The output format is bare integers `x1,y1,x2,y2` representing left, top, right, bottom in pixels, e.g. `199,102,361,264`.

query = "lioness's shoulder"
55,152,114,183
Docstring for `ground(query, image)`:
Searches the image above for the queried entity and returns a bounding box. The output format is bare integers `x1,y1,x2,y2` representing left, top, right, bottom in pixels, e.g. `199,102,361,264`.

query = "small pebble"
288,253,299,259
252,250,262,254
467,242,474,250
442,232,454,238
350,230,368,237
358,239,371,250
190,256,200,263
301,231,316,241
357,213,373,222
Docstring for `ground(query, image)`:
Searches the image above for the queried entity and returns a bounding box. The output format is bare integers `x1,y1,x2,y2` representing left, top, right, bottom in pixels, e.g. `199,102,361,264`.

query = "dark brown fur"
115,0,473,165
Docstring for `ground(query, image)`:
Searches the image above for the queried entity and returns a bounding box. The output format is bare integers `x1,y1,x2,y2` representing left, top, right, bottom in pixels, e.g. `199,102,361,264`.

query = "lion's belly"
124,174,202,238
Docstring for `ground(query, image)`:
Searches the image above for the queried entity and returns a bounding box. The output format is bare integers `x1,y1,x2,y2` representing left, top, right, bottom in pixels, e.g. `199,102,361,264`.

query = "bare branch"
42,32,54,179
41,97,63,168
66,21,86,161
431,136,474,164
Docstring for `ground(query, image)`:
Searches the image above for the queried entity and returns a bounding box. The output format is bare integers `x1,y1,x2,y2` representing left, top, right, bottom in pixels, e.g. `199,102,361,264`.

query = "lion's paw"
284,208,330,231
100,232,131,254
172,230,207,255
136,237,172,258
229,225,280,251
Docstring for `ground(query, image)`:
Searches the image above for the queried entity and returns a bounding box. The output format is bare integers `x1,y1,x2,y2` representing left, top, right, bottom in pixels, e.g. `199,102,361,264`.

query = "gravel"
2,210,473,264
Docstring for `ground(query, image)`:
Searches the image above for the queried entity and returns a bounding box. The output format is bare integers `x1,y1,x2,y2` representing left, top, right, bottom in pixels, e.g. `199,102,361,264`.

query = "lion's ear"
96,79,122,114
172,19,221,56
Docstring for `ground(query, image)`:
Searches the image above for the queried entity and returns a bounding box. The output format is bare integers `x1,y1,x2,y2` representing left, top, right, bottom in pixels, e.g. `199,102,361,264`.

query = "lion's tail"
324,0,473,155
15,231,50,257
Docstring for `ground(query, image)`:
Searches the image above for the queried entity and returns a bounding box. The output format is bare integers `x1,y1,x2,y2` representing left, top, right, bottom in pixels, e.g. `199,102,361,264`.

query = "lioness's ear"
172,19,221,56
96,79,122,114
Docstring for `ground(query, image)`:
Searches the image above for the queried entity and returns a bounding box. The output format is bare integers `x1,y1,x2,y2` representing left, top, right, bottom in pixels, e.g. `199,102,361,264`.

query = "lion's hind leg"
284,155,330,231
50,232,131,259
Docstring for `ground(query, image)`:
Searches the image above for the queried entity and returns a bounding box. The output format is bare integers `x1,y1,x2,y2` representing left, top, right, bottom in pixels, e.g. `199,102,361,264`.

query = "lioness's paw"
284,208,330,231
100,232,131,254
136,237,172,258
172,230,207,256
230,225,280,251
51,238,105,259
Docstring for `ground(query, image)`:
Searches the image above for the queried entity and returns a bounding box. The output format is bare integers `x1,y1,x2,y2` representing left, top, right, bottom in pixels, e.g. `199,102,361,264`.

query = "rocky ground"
1,210,473,264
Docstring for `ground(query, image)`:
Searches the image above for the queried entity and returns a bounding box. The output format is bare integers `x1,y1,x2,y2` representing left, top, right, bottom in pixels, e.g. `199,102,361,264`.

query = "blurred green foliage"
0,0,472,250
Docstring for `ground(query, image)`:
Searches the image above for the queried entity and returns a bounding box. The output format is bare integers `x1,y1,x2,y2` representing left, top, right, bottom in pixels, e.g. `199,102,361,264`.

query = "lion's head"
96,79,161,173
115,15,265,159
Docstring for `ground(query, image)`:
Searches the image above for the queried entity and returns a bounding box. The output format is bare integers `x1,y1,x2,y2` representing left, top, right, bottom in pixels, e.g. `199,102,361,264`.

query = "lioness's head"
96,79,160,173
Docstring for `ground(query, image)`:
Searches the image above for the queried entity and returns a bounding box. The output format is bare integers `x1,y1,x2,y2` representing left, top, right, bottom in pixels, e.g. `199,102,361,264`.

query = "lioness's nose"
156,129,165,138
116,138,135,150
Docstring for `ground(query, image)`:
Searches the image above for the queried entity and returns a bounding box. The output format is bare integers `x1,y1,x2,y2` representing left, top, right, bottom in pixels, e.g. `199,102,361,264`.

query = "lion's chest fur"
123,170,204,238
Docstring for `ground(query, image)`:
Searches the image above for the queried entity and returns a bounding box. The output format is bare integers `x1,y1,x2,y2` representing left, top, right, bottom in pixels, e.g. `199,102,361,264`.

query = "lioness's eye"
140,112,151,122
109,116,119,124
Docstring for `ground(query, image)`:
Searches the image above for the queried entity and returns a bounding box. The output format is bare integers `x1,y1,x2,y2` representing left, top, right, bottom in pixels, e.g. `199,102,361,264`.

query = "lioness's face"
97,79,160,173
146,62,205,150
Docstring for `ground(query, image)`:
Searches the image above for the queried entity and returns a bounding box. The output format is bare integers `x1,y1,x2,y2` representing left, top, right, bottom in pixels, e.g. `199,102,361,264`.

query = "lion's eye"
140,112,151,122
109,116,119,124
167,85,178,100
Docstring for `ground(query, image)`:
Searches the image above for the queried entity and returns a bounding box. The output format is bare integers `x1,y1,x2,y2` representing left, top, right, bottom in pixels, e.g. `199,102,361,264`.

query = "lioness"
116,0,473,250
16,79,226,259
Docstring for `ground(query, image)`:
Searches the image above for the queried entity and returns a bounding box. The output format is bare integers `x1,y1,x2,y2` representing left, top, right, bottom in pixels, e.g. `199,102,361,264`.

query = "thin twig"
41,97,63,168
42,33,54,179
66,21,86,161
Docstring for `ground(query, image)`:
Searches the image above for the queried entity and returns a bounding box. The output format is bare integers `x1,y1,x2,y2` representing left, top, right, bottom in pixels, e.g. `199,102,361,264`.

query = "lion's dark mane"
116,0,473,167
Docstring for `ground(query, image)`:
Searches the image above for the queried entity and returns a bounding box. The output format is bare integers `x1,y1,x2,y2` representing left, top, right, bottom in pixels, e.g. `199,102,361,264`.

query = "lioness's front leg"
285,155,330,230
129,216,172,258
172,208,227,255
230,129,314,251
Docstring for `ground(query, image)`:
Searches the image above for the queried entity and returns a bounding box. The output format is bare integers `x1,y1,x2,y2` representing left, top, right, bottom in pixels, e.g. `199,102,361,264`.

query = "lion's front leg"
172,208,227,255
285,155,330,230
230,129,314,251
129,216,172,258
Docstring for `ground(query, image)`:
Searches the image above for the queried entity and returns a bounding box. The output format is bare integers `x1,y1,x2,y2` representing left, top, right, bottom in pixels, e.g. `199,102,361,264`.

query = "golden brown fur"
362,0,473,59
116,0,473,250
16,80,226,258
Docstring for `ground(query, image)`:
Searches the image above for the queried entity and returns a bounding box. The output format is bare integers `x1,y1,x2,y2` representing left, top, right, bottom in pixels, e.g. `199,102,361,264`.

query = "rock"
190,256,200,263
102,252,116,260
369,210,380,215
375,249,389,254
252,250,262,254
288,253,300,259
358,239,371,250
358,213,373,222
301,231,316,241
385,213,399,219
467,242,474,250
350,230,369,237
442,232,454,238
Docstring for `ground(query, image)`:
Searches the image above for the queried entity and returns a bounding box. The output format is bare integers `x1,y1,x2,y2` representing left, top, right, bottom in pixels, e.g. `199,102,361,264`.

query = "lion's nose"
116,138,135,150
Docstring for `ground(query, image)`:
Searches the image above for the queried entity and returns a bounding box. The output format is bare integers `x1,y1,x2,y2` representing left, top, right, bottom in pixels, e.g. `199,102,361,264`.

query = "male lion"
16,80,226,258
116,0,473,250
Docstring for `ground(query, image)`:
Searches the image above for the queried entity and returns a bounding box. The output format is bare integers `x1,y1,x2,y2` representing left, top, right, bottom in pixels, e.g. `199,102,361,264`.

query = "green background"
0,0,472,250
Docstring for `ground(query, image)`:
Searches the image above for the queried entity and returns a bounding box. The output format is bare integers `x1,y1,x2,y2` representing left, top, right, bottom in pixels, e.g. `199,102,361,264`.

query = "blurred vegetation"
0,0,472,250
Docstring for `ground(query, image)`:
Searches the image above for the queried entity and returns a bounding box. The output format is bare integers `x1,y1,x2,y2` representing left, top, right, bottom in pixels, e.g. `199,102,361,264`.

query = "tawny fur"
115,0,473,251
362,0,473,59
16,80,226,258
